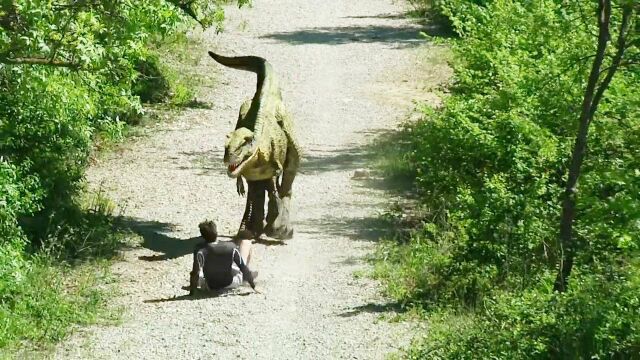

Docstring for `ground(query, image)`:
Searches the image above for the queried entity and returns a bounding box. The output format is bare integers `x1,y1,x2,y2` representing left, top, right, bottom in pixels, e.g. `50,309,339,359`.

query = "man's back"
190,240,256,294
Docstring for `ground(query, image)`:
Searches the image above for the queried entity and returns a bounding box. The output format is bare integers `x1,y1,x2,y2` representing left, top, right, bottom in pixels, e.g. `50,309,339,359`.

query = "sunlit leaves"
0,0,241,232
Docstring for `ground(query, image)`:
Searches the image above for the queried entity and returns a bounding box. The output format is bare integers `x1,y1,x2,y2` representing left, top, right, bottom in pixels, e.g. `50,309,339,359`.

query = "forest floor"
54,0,449,358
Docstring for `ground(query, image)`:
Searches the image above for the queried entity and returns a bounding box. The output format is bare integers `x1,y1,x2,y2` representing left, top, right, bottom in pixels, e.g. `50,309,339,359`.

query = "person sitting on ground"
189,220,257,295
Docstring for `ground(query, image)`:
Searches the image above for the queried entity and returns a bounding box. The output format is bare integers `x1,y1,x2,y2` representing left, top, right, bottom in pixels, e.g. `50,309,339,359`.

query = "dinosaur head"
224,127,258,178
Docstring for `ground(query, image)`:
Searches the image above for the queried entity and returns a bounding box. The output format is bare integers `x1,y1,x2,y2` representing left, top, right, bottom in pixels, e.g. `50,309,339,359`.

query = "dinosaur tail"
208,51,270,90
209,51,277,139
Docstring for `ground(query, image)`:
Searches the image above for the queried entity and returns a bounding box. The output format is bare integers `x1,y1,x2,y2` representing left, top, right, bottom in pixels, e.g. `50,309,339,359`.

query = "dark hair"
198,220,217,243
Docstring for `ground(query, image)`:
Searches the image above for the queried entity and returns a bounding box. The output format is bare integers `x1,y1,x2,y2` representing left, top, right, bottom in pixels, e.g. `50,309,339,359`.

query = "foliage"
0,256,116,351
0,188,125,351
0,159,39,296
135,31,212,108
375,0,640,358
405,0,489,21
0,0,247,350
406,268,640,359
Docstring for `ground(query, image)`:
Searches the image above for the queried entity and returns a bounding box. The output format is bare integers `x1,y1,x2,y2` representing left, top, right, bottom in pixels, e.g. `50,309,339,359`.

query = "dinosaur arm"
236,177,245,197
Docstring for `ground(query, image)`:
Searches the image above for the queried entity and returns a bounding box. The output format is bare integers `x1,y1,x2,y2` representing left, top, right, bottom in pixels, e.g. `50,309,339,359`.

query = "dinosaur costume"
209,51,300,240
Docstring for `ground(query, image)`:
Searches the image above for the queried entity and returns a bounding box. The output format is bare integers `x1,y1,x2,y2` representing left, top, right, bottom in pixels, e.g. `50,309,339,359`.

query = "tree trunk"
554,0,633,292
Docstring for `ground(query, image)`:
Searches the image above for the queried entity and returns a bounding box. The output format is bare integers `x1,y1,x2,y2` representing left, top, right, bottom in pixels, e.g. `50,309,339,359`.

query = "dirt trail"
55,0,435,358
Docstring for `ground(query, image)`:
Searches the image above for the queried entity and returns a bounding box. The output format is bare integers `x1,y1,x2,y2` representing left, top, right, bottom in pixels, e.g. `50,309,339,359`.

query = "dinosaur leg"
237,180,266,239
266,146,299,240
265,195,293,239
248,180,266,238
264,176,280,237
236,187,254,239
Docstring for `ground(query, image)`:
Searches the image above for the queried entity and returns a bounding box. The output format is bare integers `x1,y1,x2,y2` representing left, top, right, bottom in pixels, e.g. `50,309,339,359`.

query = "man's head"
198,220,217,243
224,127,258,178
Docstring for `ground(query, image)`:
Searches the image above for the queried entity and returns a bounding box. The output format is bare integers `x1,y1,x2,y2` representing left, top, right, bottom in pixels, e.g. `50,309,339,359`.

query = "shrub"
0,159,40,299
0,0,248,350
0,255,114,350
407,269,640,359
384,0,640,307
376,0,640,358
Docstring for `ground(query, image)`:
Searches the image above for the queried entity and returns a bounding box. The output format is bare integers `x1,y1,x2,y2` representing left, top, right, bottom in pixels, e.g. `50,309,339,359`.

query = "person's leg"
238,239,252,265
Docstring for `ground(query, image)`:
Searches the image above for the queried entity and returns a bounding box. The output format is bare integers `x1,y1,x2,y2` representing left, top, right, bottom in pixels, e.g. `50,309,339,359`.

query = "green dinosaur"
209,51,301,240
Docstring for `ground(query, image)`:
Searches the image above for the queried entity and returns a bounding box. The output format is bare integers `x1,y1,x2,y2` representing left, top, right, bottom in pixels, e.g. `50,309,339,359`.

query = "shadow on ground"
261,10,456,46
302,129,416,194
260,25,425,47
144,288,256,303
119,218,196,261
338,301,407,317
298,215,395,243
342,12,457,39
177,149,224,175
119,217,288,261
297,128,417,243
118,217,226,261
300,148,372,174
342,13,406,20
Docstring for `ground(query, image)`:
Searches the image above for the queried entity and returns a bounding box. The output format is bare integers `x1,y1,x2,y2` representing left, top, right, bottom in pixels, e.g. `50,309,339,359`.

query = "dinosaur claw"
236,178,246,196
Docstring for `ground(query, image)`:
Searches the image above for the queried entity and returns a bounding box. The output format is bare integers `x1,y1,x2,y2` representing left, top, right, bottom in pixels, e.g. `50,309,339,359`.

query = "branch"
624,38,639,50
0,57,81,68
52,0,102,11
589,4,634,119
164,0,205,27
49,14,76,64
599,60,640,75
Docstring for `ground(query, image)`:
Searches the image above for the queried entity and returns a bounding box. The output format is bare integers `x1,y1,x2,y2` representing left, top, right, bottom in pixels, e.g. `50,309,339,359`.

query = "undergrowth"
0,0,230,352
0,190,128,353
373,0,640,359
0,257,118,355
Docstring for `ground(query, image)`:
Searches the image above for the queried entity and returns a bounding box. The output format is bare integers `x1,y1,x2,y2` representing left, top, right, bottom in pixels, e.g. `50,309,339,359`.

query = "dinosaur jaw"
226,151,258,178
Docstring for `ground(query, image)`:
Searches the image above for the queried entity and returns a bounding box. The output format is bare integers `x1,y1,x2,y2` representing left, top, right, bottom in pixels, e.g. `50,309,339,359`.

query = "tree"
0,0,250,69
555,0,637,292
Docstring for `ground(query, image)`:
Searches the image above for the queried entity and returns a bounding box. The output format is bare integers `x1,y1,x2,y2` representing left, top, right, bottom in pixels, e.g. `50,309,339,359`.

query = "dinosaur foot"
235,229,258,240
264,226,294,240
265,196,294,240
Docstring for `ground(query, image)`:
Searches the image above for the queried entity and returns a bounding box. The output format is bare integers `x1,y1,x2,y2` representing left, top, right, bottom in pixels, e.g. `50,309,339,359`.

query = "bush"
375,0,640,358
405,0,490,22
0,160,40,296
407,269,640,359
382,0,640,308
0,167,124,350
0,0,248,350
0,256,113,350
132,32,203,108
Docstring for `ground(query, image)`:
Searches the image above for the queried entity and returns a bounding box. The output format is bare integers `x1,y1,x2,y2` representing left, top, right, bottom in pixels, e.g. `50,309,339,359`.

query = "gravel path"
55,0,435,358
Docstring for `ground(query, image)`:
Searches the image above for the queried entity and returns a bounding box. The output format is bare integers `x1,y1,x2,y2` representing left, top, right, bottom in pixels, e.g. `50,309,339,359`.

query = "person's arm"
232,249,256,290
189,249,199,296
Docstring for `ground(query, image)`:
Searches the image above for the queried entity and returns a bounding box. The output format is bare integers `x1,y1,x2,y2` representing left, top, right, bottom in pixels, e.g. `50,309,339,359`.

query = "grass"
370,128,416,183
0,190,129,355
93,30,218,156
146,31,216,108
0,258,120,357
0,16,215,359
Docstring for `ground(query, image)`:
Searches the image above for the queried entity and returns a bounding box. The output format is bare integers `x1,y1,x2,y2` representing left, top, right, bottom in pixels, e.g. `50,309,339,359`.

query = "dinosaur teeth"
228,163,238,172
